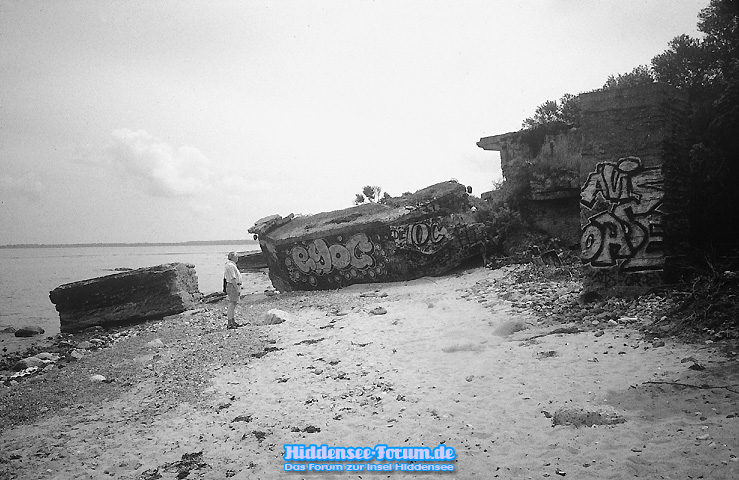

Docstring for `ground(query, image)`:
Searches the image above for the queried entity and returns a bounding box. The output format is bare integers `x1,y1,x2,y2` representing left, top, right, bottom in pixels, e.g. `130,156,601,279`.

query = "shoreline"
0,260,271,350
0,240,259,249
1,264,738,479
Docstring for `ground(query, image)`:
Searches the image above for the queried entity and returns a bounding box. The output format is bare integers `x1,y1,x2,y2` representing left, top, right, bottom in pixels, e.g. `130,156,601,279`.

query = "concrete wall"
478,83,689,295
579,83,688,295
477,127,582,246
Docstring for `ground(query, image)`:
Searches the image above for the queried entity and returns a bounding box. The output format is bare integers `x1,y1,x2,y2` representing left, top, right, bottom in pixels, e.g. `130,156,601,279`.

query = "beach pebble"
12,356,47,371
13,325,45,337
146,339,165,349
68,349,85,360
259,309,293,325
34,352,60,362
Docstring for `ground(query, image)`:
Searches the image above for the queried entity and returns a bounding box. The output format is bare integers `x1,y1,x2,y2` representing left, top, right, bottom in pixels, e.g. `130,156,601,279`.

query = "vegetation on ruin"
521,1,739,248
521,93,581,130
353,185,386,205
504,0,739,333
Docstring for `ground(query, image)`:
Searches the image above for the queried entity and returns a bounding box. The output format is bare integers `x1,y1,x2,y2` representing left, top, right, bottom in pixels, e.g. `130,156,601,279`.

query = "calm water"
0,243,260,335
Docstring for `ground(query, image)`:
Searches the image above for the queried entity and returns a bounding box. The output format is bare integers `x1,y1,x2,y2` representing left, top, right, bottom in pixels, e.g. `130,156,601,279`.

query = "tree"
521,93,581,129
645,0,739,247
557,93,581,126
602,65,655,90
353,185,383,205
651,35,715,96
698,0,739,74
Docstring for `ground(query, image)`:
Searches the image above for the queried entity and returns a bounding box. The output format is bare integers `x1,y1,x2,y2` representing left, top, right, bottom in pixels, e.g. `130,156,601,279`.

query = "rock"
13,356,47,371
34,352,60,362
236,250,268,270
77,341,92,349
14,325,45,337
1,326,17,334
552,405,626,427
146,338,165,349
90,374,107,382
68,349,85,360
49,263,202,333
258,309,293,325
579,291,601,304
370,307,387,315
9,367,38,380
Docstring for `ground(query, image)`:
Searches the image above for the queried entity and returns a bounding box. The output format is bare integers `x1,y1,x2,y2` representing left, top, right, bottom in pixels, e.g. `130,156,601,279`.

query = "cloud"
105,128,214,197
0,173,44,202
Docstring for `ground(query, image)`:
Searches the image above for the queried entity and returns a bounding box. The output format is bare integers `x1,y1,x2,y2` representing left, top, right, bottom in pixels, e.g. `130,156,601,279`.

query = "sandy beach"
1,264,738,479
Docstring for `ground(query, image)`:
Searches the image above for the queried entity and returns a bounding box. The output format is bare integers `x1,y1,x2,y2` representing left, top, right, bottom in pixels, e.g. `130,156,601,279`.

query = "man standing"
224,252,242,329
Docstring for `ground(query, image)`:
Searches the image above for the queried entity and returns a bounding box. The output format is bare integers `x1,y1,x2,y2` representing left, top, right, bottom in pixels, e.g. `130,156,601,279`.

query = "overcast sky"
0,0,707,245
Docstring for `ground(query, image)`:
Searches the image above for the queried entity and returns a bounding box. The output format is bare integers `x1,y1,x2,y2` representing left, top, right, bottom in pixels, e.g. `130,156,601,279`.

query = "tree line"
522,0,739,249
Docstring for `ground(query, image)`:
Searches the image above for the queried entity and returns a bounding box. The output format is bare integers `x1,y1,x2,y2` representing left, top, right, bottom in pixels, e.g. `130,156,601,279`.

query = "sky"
0,0,708,245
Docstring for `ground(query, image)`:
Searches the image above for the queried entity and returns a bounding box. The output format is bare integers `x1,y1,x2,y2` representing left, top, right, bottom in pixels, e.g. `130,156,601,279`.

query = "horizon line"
0,239,259,249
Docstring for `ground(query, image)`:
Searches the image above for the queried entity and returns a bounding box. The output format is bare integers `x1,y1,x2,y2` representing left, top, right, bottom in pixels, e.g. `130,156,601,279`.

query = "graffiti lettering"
390,219,449,254
288,233,376,277
580,157,664,273
345,233,375,269
586,269,662,289
309,239,332,275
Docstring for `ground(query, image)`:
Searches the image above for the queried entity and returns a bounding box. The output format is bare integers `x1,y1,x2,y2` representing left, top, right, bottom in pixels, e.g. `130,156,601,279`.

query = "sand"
1,266,738,479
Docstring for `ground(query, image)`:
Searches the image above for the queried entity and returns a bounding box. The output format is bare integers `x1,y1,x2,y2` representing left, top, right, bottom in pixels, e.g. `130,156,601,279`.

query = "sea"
0,243,261,336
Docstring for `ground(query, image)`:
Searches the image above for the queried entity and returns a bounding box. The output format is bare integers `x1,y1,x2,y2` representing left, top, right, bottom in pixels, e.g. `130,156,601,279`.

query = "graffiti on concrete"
284,233,388,287
587,269,663,290
390,218,449,254
580,157,664,272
